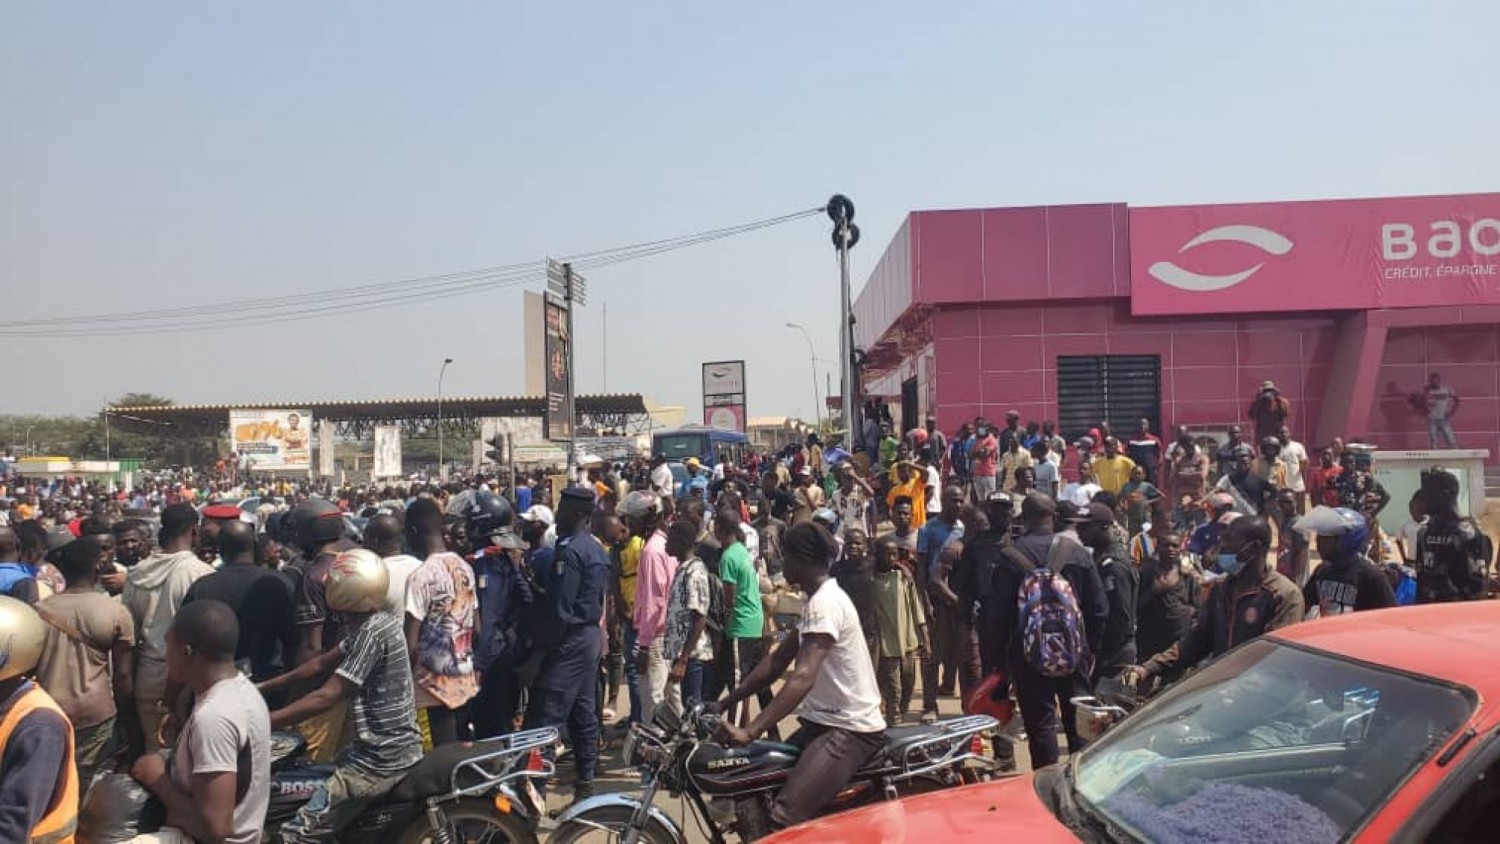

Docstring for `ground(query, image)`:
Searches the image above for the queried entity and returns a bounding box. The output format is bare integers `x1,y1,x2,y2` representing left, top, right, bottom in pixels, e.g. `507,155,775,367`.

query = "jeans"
281,761,406,843
876,654,916,726
623,623,643,724
680,658,707,708
1430,417,1458,449
769,721,885,829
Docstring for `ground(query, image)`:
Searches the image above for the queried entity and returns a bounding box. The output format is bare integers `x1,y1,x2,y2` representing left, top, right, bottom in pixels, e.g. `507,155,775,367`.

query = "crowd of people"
0,387,1494,842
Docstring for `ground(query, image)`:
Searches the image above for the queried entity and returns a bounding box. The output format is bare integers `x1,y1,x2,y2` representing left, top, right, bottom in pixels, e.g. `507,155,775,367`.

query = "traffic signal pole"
828,195,860,445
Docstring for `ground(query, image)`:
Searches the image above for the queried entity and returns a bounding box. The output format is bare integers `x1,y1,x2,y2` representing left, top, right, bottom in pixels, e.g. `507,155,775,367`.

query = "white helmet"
326,548,390,613
0,595,48,682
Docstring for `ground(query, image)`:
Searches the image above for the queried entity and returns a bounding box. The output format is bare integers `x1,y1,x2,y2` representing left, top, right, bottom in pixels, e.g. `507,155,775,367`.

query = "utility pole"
828,195,861,443
563,262,580,472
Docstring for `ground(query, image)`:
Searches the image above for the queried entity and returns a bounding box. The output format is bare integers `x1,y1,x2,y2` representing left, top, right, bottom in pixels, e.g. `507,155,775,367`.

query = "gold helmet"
325,548,390,613
0,595,48,682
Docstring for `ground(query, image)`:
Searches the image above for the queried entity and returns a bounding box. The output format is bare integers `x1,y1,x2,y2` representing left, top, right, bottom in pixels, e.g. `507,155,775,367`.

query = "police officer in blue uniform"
467,494,534,739
521,487,609,801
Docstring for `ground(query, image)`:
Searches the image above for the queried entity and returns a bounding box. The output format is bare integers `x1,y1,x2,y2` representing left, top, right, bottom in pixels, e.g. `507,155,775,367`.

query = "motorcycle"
262,726,558,843
549,705,999,843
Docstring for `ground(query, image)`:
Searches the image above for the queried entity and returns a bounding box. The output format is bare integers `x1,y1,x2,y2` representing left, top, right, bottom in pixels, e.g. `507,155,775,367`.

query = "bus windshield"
654,432,708,461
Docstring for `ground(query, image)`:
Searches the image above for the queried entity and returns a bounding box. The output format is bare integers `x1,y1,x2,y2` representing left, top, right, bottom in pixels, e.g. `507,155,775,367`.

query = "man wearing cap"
679,458,710,501
620,490,677,724
522,486,610,802
1215,426,1255,481
1248,380,1292,446
470,511,534,739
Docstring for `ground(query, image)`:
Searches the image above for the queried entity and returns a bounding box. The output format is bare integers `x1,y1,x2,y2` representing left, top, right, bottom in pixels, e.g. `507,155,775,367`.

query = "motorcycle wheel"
549,804,677,844
394,797,538,844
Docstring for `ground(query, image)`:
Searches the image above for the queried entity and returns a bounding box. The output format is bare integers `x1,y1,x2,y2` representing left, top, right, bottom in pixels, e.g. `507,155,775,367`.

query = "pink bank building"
853,192,1500,462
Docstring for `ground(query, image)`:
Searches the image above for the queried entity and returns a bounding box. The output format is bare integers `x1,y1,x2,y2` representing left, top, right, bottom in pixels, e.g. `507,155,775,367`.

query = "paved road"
542,682,1036,842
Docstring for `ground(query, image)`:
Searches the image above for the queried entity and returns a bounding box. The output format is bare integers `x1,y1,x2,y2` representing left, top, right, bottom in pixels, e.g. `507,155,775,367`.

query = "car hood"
764,774,1077,843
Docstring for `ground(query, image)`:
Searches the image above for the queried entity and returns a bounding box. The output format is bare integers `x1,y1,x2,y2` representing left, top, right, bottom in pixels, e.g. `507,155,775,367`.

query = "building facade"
854,194,1500,460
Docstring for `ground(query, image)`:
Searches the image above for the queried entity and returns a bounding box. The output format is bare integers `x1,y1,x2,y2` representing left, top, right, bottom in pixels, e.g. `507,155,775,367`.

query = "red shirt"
1309,465,1343,506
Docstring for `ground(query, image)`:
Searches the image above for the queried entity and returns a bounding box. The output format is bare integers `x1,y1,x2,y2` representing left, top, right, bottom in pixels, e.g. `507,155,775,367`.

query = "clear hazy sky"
4,2,1496,419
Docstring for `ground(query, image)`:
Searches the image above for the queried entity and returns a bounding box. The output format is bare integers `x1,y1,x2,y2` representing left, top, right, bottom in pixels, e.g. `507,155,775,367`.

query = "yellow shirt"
618,535,643,617
1093,455,1137,496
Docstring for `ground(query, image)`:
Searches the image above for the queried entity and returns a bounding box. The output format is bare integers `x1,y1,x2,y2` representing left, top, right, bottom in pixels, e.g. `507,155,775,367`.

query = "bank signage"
1129,192,1500,316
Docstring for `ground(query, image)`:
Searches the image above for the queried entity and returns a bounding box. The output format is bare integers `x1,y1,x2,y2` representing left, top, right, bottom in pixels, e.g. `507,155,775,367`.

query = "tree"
111,393,173,408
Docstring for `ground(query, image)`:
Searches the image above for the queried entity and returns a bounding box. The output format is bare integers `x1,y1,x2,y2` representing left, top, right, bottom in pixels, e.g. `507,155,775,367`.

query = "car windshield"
1074,640,1473,842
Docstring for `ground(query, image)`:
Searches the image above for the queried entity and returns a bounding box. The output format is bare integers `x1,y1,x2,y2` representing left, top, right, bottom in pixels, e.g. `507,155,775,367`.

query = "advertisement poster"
701,360,747,432
372,425,402,479
704,404,745,431
544,296,574,441
229,409,313,471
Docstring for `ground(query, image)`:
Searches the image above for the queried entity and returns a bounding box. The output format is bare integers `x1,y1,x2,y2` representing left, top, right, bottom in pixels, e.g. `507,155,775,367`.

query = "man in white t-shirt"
716,521,886,830
1275,426,1309,513
362,514,422,612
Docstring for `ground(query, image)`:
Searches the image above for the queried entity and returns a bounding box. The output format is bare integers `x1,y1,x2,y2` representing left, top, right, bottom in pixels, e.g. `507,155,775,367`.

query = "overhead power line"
0,206,824,337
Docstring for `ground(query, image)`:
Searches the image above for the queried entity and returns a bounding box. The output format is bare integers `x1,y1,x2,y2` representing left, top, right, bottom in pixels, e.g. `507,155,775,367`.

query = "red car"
768,603,1500,843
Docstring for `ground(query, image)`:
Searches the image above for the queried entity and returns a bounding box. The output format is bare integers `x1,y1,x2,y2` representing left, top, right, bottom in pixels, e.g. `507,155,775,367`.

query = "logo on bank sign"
1148,225,1294,291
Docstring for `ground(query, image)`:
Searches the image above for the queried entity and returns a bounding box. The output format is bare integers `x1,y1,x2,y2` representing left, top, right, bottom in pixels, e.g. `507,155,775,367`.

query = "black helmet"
466,492,514,539
287,498,344,551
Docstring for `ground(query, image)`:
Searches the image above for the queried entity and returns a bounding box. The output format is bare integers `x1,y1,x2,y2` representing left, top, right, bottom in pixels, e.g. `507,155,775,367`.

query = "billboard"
372,425,402,479
704,404,745,431
701,360,747,432
544,295,574,441
1130,192,1500,316
229,409,313,471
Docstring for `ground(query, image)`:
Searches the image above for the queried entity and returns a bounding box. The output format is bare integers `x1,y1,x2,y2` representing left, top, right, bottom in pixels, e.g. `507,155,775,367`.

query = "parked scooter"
549,705,997,843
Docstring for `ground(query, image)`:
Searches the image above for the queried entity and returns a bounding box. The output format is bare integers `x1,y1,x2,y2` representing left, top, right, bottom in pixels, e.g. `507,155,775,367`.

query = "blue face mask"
1216,550,1245,577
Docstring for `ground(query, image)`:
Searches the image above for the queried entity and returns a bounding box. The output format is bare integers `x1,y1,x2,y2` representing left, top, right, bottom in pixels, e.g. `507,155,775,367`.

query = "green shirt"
879,436,900,469
719,542,763,639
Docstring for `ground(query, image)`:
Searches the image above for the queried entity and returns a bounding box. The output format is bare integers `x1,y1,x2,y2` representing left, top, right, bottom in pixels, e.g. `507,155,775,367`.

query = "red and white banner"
1130,193,1500,316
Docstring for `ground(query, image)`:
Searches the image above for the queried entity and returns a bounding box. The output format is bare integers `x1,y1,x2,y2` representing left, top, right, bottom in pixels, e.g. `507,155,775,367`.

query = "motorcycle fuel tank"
687,740,801,794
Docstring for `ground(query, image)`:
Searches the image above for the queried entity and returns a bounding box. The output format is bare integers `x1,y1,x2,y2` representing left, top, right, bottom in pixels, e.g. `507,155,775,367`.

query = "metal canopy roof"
108,393,649,438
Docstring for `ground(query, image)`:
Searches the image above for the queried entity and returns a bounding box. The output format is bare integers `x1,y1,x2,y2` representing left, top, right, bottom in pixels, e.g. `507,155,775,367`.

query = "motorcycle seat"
389,740,518,802
875,724,938,763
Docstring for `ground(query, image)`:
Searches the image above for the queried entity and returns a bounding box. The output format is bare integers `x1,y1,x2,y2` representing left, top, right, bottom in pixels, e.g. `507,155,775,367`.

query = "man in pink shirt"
971,420,1001,501
622,491,678,723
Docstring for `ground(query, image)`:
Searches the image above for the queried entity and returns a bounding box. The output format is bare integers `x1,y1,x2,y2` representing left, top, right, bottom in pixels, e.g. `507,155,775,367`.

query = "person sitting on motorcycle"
1301,507,1396,618
0,595,78,844
130,599,272,844
715,520,888,831
1123,516,1304,690
258,549,423,843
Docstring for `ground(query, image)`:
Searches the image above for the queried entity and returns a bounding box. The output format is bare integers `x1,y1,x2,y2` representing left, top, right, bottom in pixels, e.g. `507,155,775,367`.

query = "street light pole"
785,322,822,432
437,357,453,481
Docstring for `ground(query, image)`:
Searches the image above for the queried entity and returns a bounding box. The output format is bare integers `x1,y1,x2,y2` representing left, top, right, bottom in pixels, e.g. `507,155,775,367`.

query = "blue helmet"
1312,507,1370,557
